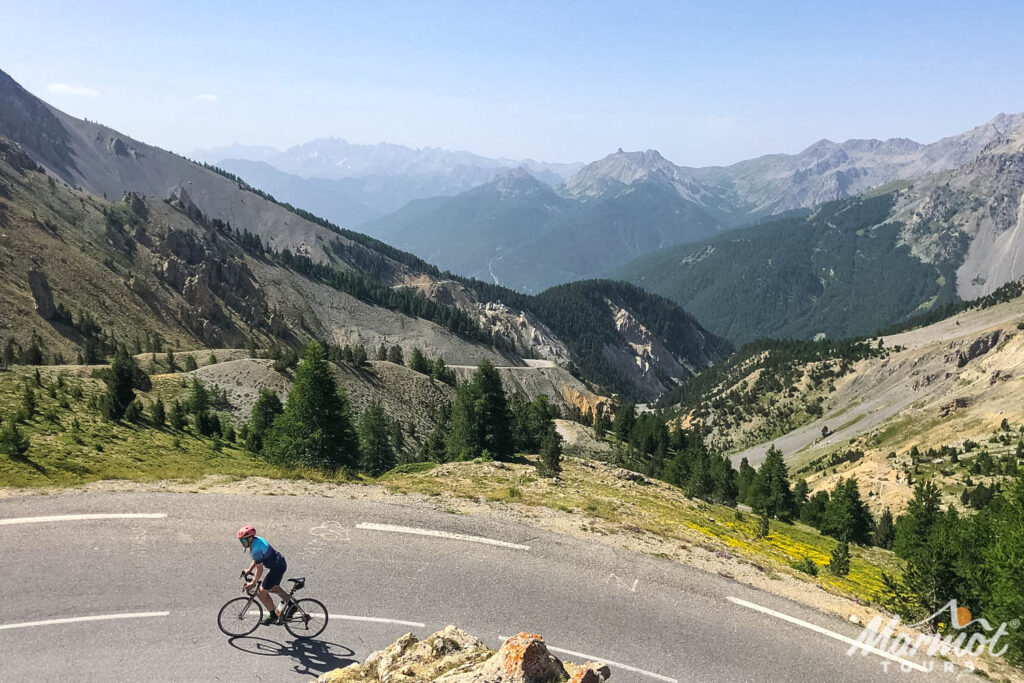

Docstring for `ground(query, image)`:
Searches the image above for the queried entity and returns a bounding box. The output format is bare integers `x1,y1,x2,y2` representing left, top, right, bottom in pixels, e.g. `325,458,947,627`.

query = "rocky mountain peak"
489,166,548,197
561,147,688,199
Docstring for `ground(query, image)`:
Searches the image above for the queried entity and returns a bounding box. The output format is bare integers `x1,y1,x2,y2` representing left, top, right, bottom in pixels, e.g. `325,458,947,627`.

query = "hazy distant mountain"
362,160,722,292
189,138,583,227
190,144,281,164
687,112,1024,218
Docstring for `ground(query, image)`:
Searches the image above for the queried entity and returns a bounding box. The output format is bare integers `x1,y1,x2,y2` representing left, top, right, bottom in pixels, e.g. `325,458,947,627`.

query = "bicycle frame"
239,574,304,621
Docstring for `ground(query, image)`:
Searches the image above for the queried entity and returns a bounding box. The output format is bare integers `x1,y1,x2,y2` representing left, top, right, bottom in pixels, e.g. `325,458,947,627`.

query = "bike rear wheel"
218,596,261,637
283,598,328,640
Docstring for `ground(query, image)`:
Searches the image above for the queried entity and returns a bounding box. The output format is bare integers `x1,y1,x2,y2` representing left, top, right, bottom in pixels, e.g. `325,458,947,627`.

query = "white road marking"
0,513,166,526
726,596,929,673
246,611,423,627
0,612,169,631
498,636,676,682
356,522,529,550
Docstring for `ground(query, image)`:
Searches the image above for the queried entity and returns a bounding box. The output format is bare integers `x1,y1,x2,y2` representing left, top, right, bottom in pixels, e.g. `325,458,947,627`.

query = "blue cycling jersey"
249,536,284,568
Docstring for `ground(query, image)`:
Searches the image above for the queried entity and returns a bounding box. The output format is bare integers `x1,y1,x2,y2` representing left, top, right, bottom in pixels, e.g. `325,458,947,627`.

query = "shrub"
791,557,818,576
829,540,851,576
0,420,30,458
123,399,144,423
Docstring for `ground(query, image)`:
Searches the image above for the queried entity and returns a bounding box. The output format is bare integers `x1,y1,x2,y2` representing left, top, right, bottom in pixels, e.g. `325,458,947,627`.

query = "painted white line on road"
246,611,424,628
356,522,529,550
0,612,170,631
498,636,676,682
548,646,677,682
726,597,929,673
0,513,166,526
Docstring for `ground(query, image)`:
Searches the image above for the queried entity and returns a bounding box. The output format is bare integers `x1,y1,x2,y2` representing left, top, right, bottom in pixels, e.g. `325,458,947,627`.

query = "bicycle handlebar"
240,571,262,593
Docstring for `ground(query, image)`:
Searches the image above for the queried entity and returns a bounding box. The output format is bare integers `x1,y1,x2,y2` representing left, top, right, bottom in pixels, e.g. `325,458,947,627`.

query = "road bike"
217,572,329,639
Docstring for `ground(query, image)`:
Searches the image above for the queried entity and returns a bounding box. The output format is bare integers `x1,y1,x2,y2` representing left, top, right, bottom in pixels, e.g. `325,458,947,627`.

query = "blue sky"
3,0,1024,166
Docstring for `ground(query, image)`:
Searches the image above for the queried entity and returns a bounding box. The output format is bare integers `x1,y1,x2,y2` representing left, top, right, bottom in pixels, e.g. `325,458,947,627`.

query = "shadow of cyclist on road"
228,636,356,677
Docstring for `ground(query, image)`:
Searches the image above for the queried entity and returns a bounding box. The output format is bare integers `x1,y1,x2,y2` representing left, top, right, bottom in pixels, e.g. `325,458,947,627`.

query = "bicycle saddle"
287,577,305,590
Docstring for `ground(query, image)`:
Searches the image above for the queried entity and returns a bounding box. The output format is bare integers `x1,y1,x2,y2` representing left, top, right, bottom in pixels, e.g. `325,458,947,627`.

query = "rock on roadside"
316,627,612,682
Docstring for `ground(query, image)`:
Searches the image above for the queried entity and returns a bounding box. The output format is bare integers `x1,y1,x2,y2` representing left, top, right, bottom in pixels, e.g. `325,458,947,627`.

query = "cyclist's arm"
251,562,264,582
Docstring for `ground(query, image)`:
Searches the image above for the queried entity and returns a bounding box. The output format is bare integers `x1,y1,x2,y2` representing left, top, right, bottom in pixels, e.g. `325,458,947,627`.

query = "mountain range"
190,140,582,228
0,67,725,401
612,128,1024,343
350,114,1024,294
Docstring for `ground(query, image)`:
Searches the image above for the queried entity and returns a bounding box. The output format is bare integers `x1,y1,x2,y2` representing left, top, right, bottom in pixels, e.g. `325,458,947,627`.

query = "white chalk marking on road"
247,611,424,628
0,612,169,631
356,522,529,550
606,573,640,592
498,636,676,683
726,596,929,673
0,513,166,526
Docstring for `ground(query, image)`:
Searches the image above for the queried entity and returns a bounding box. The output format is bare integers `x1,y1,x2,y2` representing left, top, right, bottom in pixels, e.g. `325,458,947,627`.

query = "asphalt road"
0,491,972,682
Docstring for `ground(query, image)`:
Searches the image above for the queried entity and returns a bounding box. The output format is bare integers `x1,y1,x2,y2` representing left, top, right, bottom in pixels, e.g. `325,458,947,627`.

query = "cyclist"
237,525,294,625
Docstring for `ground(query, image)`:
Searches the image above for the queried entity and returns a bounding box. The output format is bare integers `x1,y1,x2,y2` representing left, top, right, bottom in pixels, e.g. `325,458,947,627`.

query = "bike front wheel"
218,596,262,637
283,598,328,640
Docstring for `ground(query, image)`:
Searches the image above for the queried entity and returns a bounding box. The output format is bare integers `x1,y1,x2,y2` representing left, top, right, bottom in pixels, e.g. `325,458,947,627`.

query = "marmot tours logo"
848,599,1016,671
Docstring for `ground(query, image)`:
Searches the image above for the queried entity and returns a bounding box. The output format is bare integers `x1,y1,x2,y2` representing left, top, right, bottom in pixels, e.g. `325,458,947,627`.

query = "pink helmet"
237,525,256,540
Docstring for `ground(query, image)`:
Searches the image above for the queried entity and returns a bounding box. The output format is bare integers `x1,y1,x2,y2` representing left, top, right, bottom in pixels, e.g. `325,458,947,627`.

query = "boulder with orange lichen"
316,628,610,683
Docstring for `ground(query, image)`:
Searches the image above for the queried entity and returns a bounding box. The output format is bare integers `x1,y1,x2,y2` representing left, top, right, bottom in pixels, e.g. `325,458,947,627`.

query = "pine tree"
409,347,430,374
151,398,166,427
221,420,236,443
431,357,454,385
980,473,1024,664
800,490,830,528
208,352,218,365
100,348,138,421
613,402,636,441
445,381,480,461
0,419,30,458
184,355,198,372
736,457,756,503
187,377,210,416
166,349,176,372
756,508,770,538
822,477,873,544
21,385,36,419
376,343,388,361
537,427,562,478
390,420,405,455
169,399,188,430
747,445,796,521
829,540,851,576
471,360,513,460
351,344,367,366
263,341,359,471
792,478,809,513
358,401,395,475
875,508,895,549
247,389,283,452
387,345,404,366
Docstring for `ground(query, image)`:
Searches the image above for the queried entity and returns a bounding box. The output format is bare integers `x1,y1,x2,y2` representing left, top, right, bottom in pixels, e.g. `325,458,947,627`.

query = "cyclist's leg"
261,561,287,617
255,586,276,612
